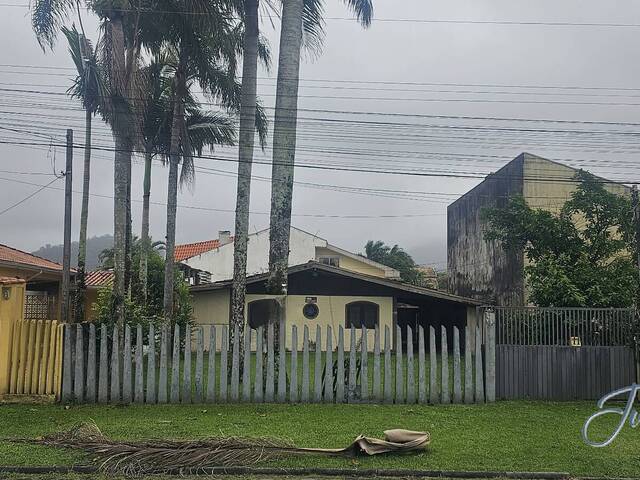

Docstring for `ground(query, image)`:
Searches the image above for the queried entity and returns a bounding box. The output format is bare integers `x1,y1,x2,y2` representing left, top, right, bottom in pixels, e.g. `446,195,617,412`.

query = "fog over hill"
32,234,114,270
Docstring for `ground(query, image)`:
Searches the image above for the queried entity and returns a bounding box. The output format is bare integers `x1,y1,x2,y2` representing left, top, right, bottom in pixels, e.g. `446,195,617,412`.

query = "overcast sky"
1,0,639,267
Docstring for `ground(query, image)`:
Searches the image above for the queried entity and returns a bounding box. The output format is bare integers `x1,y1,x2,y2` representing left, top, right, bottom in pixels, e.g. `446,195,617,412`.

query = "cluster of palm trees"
31,0,373,334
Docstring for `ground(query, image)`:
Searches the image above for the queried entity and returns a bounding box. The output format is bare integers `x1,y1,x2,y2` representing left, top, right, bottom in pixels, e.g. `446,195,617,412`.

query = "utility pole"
61,129,73,323
632,186,640,385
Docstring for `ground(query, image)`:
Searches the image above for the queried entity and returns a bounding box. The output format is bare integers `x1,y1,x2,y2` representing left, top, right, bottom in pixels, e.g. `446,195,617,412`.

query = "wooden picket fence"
61,322,496,405
8,318,64,396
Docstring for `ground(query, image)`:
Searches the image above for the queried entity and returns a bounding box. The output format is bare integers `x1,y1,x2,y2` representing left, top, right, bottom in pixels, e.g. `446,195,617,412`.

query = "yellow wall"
191,289,393,352
315,247,386,278
0,280,25,394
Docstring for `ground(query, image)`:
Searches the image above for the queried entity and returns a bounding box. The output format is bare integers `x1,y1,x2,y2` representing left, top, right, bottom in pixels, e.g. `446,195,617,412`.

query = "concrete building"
447,153,631,306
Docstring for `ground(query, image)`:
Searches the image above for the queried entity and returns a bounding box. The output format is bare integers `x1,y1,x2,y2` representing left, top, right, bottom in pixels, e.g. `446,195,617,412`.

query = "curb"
0,465,571,478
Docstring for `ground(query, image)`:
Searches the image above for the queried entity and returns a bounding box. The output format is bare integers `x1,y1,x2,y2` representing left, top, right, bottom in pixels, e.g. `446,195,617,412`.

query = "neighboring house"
0,243,69,320
447,152,631,306
176,226,400,283
191,261,481,351
84,270,114,321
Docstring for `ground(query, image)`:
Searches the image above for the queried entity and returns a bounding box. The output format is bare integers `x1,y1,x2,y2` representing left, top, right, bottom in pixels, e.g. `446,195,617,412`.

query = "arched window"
247,299,280,329
345,301,379,329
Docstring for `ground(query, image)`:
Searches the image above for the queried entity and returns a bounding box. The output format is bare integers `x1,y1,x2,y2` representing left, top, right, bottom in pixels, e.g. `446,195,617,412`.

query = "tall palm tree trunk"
267,0,304,331
163,55,187,324
111,14,131,327
231,0,259,359
140,146,152,305
75,108,92,323
125,151,133,297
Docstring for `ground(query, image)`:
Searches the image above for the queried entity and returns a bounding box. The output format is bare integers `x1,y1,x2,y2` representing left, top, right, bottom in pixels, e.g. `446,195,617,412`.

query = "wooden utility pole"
61,129,73,323
632,186,640,384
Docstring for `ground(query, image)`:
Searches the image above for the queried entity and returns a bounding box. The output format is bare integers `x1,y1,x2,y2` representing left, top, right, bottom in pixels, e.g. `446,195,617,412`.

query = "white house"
175,226,400,283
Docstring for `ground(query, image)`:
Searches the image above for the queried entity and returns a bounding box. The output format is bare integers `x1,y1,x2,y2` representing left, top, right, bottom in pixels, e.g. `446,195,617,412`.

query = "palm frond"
342,0,373,27
257,33,271,70
301,0,326,56
255,99,268,150
30,0,74,50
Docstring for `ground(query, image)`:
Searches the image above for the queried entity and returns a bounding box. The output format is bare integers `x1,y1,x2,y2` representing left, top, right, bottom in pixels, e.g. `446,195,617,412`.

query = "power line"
1,4,640,28
1,137,638,186
0,176,447,218
0,176,60,216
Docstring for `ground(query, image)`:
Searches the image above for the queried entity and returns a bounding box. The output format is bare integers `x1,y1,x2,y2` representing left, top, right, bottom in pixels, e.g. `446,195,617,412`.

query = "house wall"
184,228,328,282
0,280,25,394
314,247,386,278
447,154,525,305
190,289,393,352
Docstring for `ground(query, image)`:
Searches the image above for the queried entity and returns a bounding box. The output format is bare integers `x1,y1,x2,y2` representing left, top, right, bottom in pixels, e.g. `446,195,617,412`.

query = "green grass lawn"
0,402,638,477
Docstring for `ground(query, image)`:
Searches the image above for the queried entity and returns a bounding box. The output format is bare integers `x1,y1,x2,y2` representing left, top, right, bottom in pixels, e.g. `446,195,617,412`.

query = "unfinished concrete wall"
447,154,526,305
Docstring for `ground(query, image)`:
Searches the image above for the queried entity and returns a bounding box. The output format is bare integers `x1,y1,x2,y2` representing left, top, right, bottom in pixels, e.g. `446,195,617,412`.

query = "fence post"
441,326,450,404
464,324,473,404
475,325,485,403
109,325,120,403
290,326,298,403
147,324,156,404
361,327,369,402
265,323,274,402
86,324,96,403
134,324,144,404
418,326,426,403
122,325,132,404
429,326,438,404
336,326,345,403
230,324,239,402
277,318,287,403
195,327,204,403
348,326,357,402
170,324,180,403
73,324,84,402
485,310,496,403
453,326,462,403
207,326,217,403
373,326,381,401
158,325,169,404
314,325,323,403
383,325,392,404
254,327,263,403
406,325,414,404
301,325,309,403
395,326,404,404
61,324,72,402
98,324,108,404
219,326,228,403
242,327,251,402
183,324,192,404
324,326,334,403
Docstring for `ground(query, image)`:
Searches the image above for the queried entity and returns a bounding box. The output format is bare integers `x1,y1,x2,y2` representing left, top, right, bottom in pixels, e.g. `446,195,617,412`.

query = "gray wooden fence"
60,322,496,405
483,306,638,400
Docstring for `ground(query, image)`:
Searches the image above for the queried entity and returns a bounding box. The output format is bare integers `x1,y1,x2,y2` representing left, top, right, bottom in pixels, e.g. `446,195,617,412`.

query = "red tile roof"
0,276,25,285
174,239,222,262
0,243,65,271
85,270,114,288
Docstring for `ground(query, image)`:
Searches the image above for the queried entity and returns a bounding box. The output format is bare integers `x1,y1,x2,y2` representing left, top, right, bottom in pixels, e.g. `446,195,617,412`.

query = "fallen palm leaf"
21,422,430,476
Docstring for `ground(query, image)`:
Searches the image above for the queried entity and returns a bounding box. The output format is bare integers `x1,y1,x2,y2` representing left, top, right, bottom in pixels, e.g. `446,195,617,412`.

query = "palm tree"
31,0,163,326
159,4,243,322
266,0,373,297
61,24,104,322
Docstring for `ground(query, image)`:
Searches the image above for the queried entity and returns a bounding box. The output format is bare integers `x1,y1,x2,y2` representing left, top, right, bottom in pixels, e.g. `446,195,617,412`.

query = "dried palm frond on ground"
22,422,430,476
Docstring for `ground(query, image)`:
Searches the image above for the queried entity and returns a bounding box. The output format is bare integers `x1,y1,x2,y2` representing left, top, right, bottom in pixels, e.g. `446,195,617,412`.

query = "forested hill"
32,234,113,270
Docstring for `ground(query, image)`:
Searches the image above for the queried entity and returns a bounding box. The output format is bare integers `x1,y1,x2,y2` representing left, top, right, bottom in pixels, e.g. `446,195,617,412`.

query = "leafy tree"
95,238,192,331
363,240,426,286
482,171,637,307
